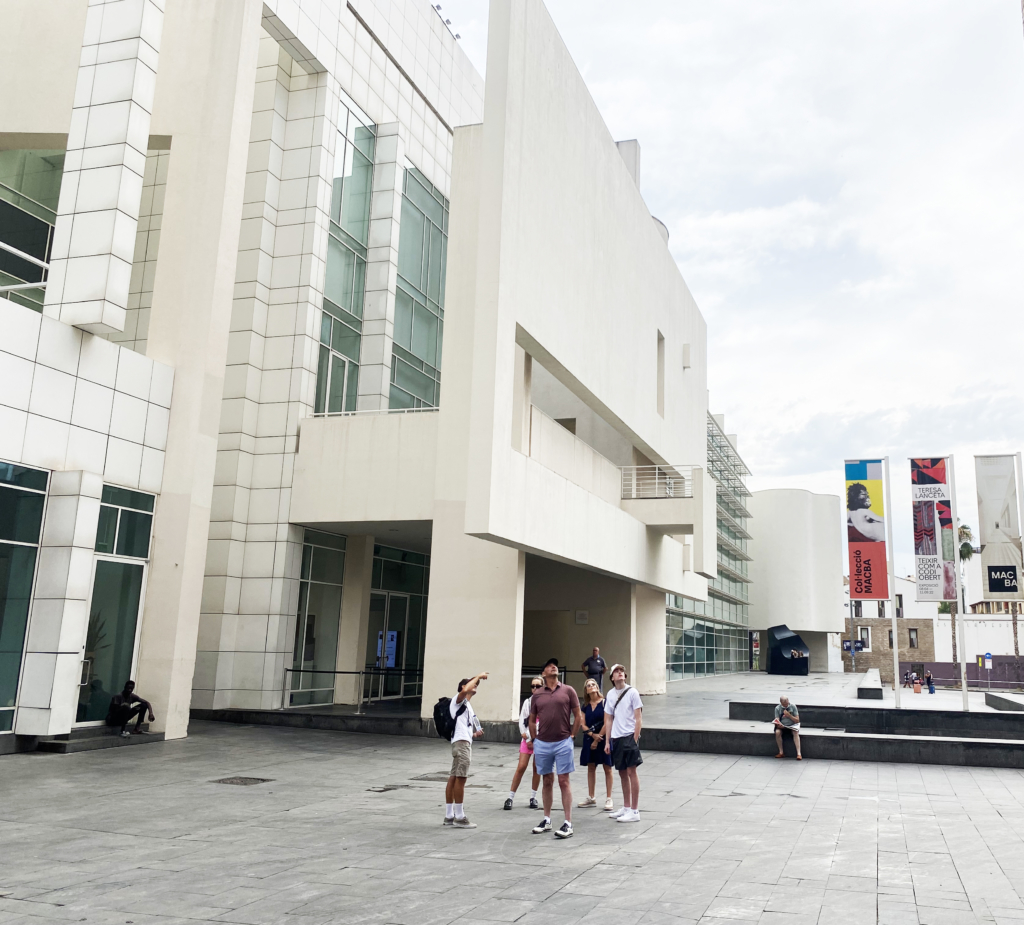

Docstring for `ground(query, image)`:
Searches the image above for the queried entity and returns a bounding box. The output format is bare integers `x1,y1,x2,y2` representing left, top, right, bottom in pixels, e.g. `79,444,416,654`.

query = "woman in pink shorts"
503,677,543,810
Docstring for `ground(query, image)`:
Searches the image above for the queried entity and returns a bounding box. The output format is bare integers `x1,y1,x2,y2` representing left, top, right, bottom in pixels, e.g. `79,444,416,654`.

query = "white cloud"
439,0,1024,574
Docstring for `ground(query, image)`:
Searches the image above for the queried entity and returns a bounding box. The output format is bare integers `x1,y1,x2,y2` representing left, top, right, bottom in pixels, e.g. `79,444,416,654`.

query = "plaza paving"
3,721,1024,925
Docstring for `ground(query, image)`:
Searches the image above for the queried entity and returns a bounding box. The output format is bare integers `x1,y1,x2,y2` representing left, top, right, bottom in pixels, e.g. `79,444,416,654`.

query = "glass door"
77,560,145,723
363,591,410,700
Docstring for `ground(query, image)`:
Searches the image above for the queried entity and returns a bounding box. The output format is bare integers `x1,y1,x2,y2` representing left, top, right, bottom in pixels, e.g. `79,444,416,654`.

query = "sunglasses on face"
531,684,542,689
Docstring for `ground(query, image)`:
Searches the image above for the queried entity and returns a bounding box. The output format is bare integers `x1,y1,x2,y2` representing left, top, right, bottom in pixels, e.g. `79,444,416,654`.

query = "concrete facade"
0,0,717,744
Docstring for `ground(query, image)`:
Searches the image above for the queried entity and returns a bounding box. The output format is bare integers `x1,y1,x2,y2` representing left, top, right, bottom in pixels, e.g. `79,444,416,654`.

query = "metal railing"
620,465,694,500
283,667,424,712
311,406,438,419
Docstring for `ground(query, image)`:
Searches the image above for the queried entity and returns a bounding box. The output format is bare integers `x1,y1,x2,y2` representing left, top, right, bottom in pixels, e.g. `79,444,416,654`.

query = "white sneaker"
577,796,596,807
616,809,640,823
603,798,614,812
608,807,628,819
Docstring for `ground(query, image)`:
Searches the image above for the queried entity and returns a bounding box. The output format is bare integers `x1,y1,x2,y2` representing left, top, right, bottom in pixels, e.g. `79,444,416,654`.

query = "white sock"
454,803,465,819
445,803,454,819
508,790,515,801
531,790,537,799
544,815,551,824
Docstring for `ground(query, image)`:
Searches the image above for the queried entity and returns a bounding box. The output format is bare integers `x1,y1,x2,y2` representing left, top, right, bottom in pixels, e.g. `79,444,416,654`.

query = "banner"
911,457,956,601
975,455,1023,600
845,459,888,599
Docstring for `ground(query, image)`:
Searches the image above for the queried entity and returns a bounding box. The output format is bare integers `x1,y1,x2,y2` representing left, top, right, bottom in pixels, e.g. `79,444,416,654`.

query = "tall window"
852,600,862,619
392,167,449,408
0,463,47,732
315,93,375,415
895,593,903,618
859,626,871,651
909,628,919,648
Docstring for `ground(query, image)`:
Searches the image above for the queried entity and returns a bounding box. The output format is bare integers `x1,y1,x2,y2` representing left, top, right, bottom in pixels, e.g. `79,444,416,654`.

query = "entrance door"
364,591,409,700
76,560,145,724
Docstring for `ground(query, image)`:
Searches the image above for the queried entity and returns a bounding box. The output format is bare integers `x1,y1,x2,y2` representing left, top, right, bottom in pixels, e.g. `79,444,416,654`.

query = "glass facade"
79,485,155,723
367,543,429,698
315,93,376,415
290,529,346,706
0,463,48,732
666,413,753,679
0,149,64,312
391,168,449,408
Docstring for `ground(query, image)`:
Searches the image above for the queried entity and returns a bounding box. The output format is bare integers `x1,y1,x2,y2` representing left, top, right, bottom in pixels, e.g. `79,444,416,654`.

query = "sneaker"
503,798,513,810
616,809,639,823
554,821,574,839
443,816,454,826
532,818,552,834
529,797,540,809
453,817,477,829
603,798,614,812
577,796,596,808
119,731,131,738
608,807,628,819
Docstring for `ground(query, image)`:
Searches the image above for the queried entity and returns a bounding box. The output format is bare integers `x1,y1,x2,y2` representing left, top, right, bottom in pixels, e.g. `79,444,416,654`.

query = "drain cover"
213,777,273,786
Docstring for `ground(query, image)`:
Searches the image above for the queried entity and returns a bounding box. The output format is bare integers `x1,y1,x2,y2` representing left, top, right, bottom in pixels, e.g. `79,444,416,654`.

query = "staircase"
36,724,165,754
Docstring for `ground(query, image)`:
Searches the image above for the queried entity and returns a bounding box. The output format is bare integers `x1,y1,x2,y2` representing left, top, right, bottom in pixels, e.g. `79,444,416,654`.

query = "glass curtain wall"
391,168,449,409
666,413,753,680
78,486,154,722
367,544,429,697
314,92,376,416
0,463,48,733
289,530,345,706
0,149,64,312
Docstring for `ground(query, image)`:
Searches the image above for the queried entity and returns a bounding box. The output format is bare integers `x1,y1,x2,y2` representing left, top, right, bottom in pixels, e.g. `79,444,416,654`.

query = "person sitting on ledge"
773,696,802,760
105,680,155,737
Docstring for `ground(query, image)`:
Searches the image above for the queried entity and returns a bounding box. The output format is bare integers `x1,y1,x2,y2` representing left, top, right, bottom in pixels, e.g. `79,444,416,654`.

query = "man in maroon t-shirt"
528,658,582,839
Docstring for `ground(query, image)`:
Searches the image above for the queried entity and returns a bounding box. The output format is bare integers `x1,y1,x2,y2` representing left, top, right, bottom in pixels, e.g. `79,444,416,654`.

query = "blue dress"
580,701,611,766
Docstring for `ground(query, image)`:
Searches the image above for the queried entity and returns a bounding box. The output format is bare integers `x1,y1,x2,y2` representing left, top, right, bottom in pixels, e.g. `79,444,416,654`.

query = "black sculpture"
766,624,810,676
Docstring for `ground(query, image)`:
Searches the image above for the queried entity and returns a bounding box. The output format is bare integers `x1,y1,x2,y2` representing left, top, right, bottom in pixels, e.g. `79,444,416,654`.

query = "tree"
948,523,974,688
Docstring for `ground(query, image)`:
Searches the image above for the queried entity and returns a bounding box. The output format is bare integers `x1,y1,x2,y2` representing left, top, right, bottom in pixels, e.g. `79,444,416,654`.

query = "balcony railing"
620,465,694,500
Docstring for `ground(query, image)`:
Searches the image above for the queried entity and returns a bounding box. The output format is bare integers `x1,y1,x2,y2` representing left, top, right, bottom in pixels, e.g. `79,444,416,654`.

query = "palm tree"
947,523,974,688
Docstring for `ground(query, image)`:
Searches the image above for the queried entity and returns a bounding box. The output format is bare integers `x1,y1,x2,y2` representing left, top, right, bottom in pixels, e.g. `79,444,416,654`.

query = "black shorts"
610,736,643,771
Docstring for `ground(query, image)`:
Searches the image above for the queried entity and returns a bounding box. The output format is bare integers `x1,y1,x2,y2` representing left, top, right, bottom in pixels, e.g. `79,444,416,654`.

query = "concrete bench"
857,669,884,700
986,692,1024,712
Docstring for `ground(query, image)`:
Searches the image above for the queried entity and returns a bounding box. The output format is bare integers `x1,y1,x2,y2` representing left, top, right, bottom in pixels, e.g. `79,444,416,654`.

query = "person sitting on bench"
105,680,155,737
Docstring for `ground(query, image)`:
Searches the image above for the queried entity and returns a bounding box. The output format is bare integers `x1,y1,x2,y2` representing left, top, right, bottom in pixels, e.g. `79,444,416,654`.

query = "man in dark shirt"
105,680,155,737
581,647,607,691
529,658,582,839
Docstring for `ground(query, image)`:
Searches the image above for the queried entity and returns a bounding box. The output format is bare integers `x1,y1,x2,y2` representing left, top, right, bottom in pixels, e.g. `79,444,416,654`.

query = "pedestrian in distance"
581,646,607,692
602,663,644,822
773,695,802,760
925,669,935,694
529,658,583,839
577,678,614,811
444,672,486,829
504,676,543,810
903,670,912,689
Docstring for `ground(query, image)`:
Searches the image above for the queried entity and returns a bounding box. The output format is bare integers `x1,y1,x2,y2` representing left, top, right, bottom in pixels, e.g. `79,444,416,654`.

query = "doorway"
76,559,146,723
365,591,421,699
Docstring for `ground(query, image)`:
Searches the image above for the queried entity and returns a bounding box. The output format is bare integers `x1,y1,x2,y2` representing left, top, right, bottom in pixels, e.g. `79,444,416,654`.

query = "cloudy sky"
439,0,1024,579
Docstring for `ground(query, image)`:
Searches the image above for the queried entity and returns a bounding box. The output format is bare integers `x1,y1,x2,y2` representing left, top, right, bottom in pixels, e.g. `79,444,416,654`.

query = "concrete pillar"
633,583,667,696
44,0,164,334
422,501,525,721
511,346,531,454
133,0,264,739
356,122,404,410
14,470,102,736
334,533,374,704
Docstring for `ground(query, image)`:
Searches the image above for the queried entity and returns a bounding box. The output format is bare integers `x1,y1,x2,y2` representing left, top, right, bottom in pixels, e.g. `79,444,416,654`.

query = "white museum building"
0,0,727,749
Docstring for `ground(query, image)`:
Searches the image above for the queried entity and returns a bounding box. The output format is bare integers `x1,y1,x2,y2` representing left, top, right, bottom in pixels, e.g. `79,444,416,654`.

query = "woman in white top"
504,677,543,810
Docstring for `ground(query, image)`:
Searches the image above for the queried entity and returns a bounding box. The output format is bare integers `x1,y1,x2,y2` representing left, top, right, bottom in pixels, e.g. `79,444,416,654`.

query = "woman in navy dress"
578,678,614,811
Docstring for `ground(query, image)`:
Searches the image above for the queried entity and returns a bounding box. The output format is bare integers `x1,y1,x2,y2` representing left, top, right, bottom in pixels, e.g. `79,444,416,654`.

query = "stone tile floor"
3,720,1024,925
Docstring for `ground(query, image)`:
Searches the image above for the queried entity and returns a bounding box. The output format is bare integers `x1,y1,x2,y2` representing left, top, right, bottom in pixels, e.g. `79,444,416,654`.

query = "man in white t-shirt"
602,663,643,823
445,672,486,829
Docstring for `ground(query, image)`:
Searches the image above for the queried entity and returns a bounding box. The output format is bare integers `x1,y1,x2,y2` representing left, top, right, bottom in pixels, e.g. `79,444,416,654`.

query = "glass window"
94,486,155,559
909,628,919,649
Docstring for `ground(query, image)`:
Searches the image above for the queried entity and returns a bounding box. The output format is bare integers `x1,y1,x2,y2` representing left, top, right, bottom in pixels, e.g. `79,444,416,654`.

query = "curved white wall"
748,489,845,633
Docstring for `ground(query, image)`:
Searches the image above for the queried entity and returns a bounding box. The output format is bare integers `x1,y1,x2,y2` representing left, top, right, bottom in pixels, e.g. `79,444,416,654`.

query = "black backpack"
433,696,466,741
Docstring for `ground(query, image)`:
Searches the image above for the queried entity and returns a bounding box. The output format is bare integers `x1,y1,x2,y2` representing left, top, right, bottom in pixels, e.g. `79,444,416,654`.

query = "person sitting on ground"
578,678,614,812
105,680,155,737
504,676,543,810
773,696,802,760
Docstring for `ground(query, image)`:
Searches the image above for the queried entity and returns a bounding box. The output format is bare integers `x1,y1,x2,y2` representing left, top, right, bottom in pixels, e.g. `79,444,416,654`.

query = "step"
37,726,165,754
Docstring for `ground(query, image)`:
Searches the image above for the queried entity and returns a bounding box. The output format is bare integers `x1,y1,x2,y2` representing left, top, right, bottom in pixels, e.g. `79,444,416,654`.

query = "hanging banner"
845,459,889,599
975,455,1023,600
911,457,956,601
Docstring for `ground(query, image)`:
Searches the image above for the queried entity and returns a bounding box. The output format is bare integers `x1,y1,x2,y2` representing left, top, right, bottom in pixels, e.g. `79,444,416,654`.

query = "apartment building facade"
0,0,716,748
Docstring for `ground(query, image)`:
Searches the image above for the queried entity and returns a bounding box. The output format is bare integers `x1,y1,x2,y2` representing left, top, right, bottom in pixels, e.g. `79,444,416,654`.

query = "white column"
357,122,404,410
44,0,164,335
334,534,374,704
15,471,103,737
633,583,667,696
